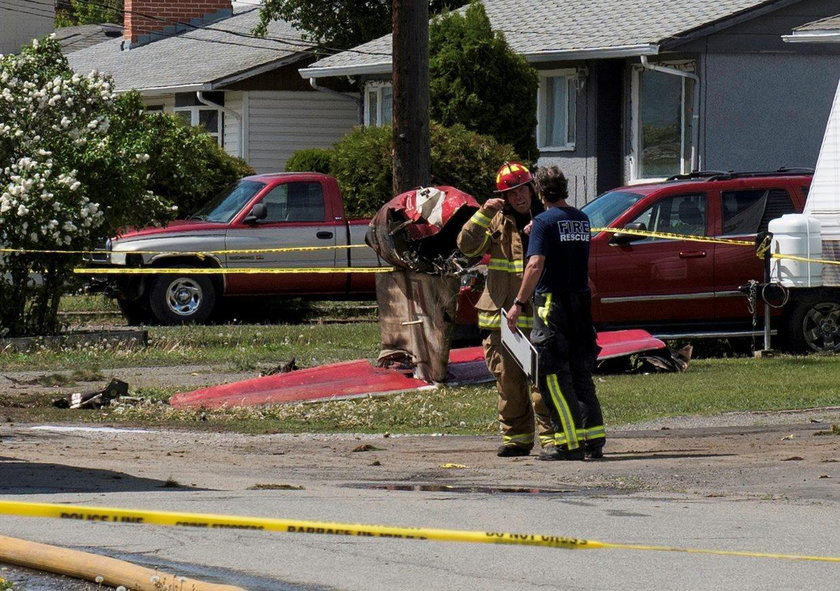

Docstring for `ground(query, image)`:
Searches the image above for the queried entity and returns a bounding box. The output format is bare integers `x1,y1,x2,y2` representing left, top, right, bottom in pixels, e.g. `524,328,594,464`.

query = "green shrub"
330,123,518,219
429,122,519,200
141,107,255,217
285,147,333,174
330,125,394,219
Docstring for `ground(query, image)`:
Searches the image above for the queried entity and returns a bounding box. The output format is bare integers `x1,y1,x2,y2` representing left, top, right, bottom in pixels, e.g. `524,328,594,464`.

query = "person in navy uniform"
506,165,605,460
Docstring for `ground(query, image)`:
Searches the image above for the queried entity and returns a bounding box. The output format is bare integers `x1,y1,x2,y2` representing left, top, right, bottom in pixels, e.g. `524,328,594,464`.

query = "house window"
632,64,696,180
174,92,225,146
537,69,577,150
364,82,392,126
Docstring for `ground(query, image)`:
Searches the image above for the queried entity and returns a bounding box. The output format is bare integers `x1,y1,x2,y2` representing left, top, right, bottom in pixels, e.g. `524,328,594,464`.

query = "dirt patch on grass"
1,364,255,396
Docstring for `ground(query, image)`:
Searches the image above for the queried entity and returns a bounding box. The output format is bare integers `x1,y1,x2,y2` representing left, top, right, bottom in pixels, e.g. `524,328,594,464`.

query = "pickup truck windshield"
191,180,267,223
581,190,644,230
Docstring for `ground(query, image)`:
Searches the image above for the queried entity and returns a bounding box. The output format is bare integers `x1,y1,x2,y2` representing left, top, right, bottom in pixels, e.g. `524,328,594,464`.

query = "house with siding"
0,0,54,54
301,0,840,206
67,0,359,173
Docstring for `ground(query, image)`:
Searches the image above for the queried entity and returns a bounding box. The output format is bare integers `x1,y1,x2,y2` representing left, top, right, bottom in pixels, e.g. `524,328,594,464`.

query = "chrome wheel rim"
165,277,203,317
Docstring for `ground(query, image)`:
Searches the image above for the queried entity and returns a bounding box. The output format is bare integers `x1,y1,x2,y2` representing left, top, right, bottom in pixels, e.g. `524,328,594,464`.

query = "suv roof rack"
666,170,731,181
666,167,814,182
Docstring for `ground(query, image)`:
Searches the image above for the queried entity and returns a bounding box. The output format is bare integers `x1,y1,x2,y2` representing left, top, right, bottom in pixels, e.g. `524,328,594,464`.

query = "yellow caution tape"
0,500,837,563
72,266,393,275
755,233,772,259
592,227,754,247
593,227,840,266
1,244,369,256
768,252,840,266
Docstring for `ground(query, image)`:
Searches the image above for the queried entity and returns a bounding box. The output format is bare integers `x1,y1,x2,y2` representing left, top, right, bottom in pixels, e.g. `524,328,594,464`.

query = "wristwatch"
513,299,526,308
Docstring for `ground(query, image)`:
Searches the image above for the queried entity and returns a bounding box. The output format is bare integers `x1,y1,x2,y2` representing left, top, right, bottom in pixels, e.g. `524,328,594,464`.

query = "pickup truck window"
193,180,266,223
721,188,795,235
628,193,707,239
260,182,325,223
581,190,644,229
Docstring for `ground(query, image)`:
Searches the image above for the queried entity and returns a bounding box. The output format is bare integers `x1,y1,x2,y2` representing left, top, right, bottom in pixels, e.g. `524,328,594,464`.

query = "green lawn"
2,297,838,434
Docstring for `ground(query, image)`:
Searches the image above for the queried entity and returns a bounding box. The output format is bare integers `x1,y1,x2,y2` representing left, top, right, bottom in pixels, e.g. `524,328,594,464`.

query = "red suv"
579,169,839,352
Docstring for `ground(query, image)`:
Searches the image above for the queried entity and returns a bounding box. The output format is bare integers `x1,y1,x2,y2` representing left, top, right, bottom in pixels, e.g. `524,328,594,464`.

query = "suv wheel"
149,273,216,324
785,289,840,353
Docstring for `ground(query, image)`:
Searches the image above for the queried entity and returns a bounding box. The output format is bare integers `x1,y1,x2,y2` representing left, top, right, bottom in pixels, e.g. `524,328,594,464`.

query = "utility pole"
392,0,430,195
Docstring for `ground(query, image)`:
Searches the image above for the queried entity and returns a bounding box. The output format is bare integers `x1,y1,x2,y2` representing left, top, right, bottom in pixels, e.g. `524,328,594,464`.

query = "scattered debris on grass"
52,379,128,409
259,358,298,377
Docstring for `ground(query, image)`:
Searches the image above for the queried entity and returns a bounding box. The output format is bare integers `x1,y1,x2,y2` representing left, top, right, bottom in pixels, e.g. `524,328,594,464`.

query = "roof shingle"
67,4,315,92
302,0,781,77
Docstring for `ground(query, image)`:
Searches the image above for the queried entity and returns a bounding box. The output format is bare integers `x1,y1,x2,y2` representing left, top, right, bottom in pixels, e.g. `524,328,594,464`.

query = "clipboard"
500,307,539,385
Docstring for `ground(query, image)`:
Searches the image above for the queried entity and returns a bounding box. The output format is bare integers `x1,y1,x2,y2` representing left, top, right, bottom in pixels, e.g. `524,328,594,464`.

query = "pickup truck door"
592,192,715,328
224,181,342,294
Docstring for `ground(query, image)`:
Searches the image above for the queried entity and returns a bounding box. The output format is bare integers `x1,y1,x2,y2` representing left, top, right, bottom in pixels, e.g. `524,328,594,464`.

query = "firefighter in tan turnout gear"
457,162,556,459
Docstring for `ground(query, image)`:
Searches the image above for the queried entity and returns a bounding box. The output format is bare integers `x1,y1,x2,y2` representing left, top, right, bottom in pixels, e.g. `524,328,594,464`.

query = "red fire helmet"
494,161,533,193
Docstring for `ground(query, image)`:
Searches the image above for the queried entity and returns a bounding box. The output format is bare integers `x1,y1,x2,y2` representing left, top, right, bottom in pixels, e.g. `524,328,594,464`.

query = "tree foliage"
254,0,460,49
430,1,538,160
329,123,517,219
141,113,254,217
55,0,123,27
0,36,250,337
285,148,333,174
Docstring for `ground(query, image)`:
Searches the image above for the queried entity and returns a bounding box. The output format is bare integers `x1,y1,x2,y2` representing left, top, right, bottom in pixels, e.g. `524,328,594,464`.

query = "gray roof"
784,13,840,42
56,24,123,54
67,4,317,93
301,0,788,78
794,13,840,32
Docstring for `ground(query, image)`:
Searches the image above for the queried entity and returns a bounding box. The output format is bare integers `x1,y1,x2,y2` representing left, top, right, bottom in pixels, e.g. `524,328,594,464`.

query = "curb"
0,329,147,353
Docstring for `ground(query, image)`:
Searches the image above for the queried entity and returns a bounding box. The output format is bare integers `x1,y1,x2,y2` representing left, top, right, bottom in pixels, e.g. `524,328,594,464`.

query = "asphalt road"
1,484,837,590
1,417,838,590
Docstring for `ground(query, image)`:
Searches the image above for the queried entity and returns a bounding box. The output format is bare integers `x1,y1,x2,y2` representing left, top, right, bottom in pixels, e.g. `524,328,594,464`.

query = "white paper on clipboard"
500,307,538,384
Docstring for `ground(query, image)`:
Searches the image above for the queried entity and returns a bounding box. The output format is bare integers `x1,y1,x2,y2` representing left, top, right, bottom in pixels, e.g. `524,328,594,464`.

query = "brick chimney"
124,0,233,48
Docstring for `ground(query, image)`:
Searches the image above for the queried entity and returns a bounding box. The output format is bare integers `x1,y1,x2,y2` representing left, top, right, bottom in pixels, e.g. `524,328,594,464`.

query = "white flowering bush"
0,36,252,336
0,36,173,336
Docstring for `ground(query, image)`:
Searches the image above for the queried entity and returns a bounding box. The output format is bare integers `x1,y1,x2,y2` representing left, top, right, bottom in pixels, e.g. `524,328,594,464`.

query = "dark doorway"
595,59,624,194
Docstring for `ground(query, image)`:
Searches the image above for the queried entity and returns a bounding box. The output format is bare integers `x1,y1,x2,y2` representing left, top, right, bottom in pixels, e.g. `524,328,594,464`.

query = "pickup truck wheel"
149,274,216,324
785,289,840,353
116,298,151,326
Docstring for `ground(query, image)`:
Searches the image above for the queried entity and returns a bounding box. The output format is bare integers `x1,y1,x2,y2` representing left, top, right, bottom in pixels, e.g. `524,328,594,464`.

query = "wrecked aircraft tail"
366,186,480,382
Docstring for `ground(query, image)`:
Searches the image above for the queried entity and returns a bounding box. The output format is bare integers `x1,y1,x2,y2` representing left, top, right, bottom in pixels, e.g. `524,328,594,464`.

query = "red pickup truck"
580,169,840,352
89,173,384,324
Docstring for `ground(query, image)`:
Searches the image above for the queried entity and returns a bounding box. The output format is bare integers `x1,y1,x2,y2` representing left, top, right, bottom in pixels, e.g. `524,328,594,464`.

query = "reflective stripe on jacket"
457,207,533,330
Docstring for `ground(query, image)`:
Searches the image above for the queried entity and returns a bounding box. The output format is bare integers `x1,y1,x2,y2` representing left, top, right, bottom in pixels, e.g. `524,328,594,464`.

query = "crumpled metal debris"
366,186,482,383
632,344,693,373
53,378,129,409
366,185,480,275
